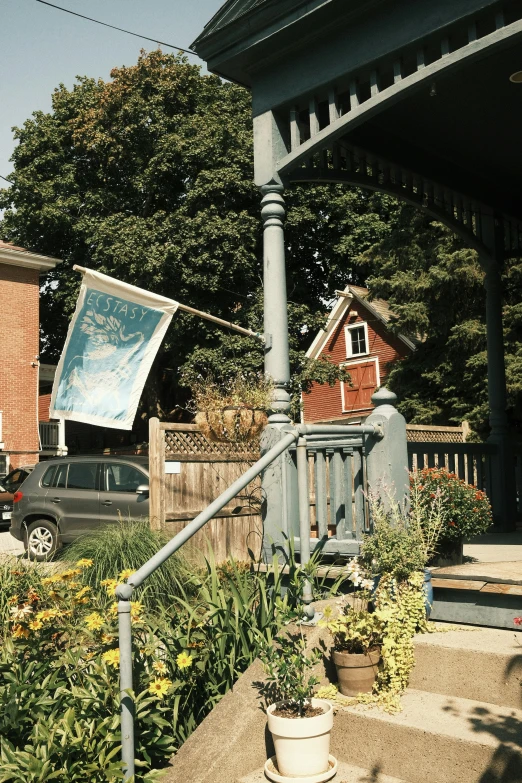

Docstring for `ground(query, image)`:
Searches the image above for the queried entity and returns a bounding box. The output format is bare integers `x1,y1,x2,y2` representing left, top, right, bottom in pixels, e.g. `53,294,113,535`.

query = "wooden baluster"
353,449,365,539
329,88,340,124
315,450,328,539
458,452,466,481
476,452,484,490
349,80,359,110
330,449,345,539
290,107,300,152
309,97,320,137
343,449,354,537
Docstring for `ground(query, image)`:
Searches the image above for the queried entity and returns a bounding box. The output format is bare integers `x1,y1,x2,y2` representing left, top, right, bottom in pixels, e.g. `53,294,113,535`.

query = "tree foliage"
0,50,400,422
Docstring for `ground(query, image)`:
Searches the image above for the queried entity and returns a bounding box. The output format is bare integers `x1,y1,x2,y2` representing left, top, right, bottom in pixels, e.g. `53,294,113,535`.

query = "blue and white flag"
50,268,178,430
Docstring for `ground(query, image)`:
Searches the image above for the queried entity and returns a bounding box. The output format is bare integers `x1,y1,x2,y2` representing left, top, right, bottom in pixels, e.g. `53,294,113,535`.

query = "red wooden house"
303,285,416,423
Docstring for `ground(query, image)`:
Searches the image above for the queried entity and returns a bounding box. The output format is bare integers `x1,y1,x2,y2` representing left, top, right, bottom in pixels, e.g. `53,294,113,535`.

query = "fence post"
148,417,163,531
365,388,409,511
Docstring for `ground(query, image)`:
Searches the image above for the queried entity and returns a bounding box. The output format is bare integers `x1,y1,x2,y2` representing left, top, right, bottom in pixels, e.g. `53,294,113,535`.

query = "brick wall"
0,263,40,469
303,298,410,423
38,393,51,423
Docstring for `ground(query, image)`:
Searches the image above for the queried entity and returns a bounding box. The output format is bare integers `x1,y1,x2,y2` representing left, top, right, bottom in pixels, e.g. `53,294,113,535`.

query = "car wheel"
26,520,61,561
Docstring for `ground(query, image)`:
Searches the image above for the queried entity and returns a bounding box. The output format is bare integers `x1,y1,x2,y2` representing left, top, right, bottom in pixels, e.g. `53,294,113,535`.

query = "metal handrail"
115,421,382,779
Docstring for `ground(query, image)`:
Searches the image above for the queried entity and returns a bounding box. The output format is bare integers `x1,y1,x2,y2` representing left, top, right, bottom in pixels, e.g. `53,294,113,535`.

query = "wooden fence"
407,441,497,494
148,419,262,562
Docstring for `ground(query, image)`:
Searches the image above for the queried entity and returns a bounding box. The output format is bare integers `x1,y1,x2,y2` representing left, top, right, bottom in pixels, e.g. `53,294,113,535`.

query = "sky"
0,0,225,181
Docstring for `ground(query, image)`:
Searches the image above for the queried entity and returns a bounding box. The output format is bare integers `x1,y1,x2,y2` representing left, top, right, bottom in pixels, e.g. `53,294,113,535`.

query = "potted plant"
361,477,447,616
259,631,337,781
411,467,492,566
320,563,384,697
190,373,273,443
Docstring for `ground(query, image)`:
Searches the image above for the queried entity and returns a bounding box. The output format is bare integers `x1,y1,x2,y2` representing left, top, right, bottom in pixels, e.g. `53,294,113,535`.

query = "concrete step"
240,760,410,783
334,688,522,783
410,626,522,708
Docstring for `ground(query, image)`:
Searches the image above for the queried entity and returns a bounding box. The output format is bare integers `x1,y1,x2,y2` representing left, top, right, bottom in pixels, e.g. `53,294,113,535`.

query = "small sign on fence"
165,461,181,474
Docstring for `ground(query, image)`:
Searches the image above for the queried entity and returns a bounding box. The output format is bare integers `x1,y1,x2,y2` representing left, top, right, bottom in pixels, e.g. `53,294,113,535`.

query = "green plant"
319,560,383,654
361,482,446,580
0,544,300,780
411,467,492,545
258,629,322,716
188,372,274,413
58,518,197,610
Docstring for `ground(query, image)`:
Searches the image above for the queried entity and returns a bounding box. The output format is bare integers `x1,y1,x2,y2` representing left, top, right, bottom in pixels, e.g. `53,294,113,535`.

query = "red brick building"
0,242,61,473
303,285,415,424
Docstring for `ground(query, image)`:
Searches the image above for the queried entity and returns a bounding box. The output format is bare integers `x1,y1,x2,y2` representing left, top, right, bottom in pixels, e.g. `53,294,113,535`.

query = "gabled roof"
306,284,416,360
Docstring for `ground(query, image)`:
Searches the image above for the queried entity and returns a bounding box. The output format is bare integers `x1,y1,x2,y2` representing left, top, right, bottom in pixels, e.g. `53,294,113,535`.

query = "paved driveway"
0,530,24,556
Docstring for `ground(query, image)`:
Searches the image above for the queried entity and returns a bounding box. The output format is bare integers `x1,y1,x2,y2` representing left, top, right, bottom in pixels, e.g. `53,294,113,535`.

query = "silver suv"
10,456,149,560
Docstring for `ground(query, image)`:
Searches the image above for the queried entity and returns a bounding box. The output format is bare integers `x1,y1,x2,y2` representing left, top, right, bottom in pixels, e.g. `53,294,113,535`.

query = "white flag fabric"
49,268,178,430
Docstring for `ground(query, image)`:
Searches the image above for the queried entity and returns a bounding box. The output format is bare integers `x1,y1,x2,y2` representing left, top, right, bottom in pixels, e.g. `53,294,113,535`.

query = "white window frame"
340,357,380,414
344,321,369,358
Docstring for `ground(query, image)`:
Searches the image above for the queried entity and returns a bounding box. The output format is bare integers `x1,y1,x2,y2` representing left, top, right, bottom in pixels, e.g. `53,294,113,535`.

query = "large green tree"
0,50,401,421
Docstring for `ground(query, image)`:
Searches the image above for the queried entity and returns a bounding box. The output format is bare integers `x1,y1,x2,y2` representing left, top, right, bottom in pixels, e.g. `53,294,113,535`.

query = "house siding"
303,298,409,422
0,262,40,468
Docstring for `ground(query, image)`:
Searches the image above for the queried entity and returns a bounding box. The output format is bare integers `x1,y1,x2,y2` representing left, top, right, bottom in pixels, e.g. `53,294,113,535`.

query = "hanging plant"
190,373,273,443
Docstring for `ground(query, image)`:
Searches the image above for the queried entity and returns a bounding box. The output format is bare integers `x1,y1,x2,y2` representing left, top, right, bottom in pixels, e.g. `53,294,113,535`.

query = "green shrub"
0,547,298,781
58,519,198,610
411,467,492,544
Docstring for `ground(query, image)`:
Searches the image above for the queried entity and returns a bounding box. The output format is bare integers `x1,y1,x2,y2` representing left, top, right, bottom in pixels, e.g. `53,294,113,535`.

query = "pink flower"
514,617,522,626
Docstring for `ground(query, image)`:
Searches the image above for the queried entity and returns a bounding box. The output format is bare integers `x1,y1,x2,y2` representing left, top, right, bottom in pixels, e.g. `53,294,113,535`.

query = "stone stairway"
163,624,522,783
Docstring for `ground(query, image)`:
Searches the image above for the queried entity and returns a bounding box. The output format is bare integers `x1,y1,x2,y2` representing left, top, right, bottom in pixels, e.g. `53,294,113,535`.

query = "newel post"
259,182,297,559
365,387,409,511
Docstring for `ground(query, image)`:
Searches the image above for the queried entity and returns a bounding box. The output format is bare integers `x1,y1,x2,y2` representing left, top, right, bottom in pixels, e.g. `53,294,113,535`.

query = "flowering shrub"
0,554,295,781
411,467,492,543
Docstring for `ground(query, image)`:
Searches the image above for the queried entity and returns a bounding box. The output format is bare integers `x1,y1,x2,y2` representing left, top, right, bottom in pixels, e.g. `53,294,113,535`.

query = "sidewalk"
0,531,24,557
465,531,522,563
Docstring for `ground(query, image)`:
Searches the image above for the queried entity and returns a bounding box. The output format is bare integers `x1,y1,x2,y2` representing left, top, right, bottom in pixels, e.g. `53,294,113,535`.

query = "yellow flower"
102,649,120,667
36,608,60,622
148,678,172,698
76,558,93,568
42,574,62,585
59,569,82,582
84,651,95,661
75,586,91,599
176,652,193,670
85,613,104,631
28,619,43,631
12,624,30,639
130,601,143,621
109,603,118,615
100,579,118,596
119,568,135,581
152,660,167,675
101,633,113,644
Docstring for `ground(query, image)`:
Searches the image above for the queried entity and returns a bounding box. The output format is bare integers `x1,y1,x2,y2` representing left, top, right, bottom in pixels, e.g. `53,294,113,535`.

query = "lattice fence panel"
164,428,259,460
406,427,464,444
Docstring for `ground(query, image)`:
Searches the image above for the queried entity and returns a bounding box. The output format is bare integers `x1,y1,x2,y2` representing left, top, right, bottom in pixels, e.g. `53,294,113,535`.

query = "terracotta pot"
195,407,267,443
266,699,334,778
332,649,380,696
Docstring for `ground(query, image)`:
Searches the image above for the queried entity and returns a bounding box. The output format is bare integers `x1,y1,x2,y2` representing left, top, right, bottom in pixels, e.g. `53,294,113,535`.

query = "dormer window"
345,322,369,357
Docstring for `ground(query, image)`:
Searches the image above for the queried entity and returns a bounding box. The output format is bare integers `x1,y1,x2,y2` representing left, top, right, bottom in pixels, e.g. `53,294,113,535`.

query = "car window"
1,469,30,493
67,463,98,491
53,464,68,489
41,466,56,488
105,464,146,493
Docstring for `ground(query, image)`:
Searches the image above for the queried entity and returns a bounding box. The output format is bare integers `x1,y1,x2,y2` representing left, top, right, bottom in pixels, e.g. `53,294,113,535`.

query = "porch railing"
39,421,60,449
116,421,382,780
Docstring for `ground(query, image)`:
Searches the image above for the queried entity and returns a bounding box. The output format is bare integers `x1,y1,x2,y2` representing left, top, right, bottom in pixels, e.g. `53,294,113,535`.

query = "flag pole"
72,265,264,343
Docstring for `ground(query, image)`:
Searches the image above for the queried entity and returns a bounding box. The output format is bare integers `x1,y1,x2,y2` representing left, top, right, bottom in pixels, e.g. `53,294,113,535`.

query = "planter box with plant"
190,373,273,443
259,631,337,782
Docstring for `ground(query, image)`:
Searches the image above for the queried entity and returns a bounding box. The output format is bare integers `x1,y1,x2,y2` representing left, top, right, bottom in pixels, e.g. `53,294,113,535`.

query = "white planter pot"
266,698,333,778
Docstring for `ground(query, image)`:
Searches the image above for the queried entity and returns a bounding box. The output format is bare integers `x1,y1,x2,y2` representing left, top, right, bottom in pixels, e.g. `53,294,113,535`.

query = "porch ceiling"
351,43,522,218
342,40,522,219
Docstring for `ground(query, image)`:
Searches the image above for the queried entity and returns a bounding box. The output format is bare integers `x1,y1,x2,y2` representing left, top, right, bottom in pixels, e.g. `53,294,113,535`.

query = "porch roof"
193,0,522,231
